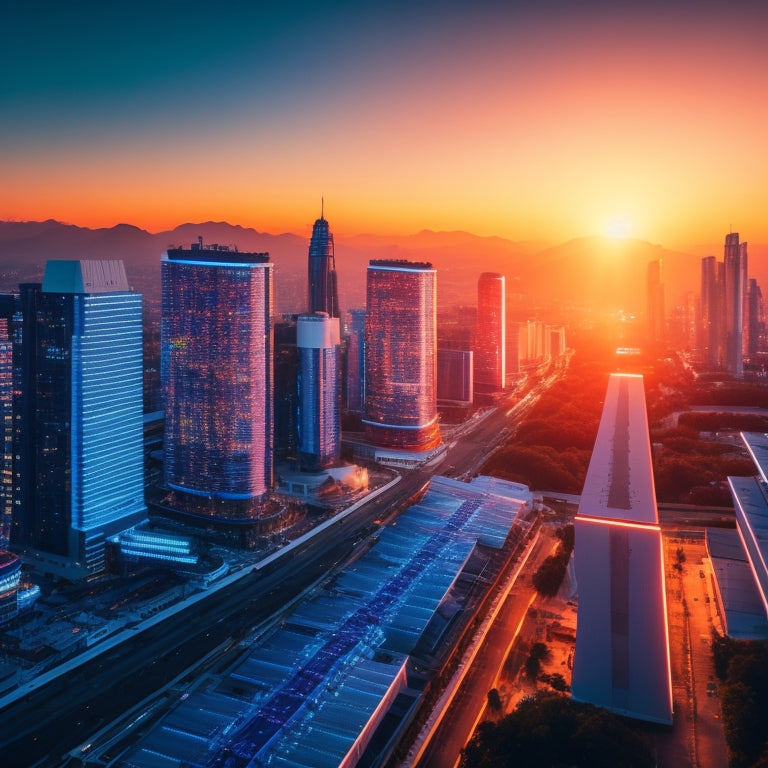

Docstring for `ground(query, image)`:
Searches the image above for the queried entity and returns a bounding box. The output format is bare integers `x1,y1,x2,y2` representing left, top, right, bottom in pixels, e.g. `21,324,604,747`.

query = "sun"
604,216,632,239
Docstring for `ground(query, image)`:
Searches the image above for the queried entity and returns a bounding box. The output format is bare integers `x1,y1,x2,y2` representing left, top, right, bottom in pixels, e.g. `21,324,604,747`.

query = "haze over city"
3,0,768,250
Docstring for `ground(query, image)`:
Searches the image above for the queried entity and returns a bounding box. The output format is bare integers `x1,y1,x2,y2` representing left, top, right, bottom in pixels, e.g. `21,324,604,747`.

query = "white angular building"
571,373,673,725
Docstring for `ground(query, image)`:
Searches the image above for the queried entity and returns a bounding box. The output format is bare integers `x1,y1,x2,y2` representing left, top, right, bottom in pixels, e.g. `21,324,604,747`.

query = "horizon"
3,1,767,247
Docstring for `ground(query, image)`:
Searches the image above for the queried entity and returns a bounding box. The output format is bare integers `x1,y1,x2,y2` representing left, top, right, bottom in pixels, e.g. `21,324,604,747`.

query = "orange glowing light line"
576,514,660,532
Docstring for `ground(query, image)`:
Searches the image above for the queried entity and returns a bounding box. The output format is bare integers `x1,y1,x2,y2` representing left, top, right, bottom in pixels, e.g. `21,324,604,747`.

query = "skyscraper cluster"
699,232,765,376
0,207,534,581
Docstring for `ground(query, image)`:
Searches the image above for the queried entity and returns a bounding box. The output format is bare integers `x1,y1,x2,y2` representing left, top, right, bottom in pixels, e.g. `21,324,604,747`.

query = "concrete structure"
363,260,441,452
571,373,673,725
161,241,274,521
11,261,146,577
297,312,341,471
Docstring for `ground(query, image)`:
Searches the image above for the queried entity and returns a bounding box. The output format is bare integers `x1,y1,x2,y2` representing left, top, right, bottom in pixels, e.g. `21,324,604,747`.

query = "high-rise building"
474,272,506,393
307,204,339,318
161,242,274,521
571,373,673,725
437,349,473,406
11,261,146,577
364,260,441,452
344,308,366,414
273,317,299,463
724,232,745,377
646,259,665,345
297,312,341,471
747,278,765,360
0,294,16,539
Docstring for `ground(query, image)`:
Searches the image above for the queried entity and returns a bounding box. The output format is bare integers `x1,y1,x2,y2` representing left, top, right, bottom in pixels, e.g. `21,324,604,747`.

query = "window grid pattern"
364,263,440,451
161,258,274,504
475,272,506,390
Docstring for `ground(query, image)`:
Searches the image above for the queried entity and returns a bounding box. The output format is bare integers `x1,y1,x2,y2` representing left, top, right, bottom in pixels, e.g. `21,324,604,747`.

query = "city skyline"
3,1,768,248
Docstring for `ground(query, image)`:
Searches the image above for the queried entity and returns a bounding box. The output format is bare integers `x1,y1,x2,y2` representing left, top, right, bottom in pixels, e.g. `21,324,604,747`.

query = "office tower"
747,278,765,359
307,204,339,318
273,318,299,463
724,232,745,377
437,349,473,406
474,272,506,393
571,374,673,725
297,312,341,471
646,259,665,345
344,308,366,414
700,255,720,369
0,294,15,540
161,241,274,520
11,261,146,577
364,260,441,451
550,325,566,358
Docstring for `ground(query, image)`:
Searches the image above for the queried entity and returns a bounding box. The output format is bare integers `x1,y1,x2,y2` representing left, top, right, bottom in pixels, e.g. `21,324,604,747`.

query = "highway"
0,364,566,767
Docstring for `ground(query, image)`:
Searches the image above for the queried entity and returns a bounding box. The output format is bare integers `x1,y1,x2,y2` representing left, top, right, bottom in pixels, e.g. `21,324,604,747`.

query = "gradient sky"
2,0,767,246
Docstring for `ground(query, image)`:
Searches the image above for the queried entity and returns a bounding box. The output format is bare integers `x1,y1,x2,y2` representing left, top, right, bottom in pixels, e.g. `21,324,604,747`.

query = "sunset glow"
2,2,768,248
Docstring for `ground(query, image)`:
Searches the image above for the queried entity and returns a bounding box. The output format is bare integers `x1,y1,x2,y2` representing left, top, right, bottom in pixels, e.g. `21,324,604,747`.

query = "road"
1,363,567,767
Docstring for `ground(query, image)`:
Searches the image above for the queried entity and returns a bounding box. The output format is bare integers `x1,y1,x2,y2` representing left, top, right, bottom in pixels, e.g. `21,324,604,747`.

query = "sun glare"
604,216,632,239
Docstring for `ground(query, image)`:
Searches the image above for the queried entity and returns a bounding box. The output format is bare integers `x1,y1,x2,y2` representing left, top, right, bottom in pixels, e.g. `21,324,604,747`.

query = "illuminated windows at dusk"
297,312,341,472
363,260,441,452
11,261,146,576
161,245,274,519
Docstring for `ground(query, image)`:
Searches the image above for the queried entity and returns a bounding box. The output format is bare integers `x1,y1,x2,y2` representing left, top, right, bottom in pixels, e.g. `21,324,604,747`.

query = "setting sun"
604,216,632,239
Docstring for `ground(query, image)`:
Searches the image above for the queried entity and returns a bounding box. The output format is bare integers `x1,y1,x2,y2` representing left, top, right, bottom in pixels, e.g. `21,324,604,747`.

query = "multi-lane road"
1,365,565,767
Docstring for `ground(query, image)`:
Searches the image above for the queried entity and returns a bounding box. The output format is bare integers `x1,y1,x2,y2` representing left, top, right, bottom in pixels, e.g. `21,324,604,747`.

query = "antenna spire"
321,196,324,220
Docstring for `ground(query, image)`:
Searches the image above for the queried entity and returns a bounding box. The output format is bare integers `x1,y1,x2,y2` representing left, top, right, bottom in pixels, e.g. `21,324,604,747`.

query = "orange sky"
2,2,767,249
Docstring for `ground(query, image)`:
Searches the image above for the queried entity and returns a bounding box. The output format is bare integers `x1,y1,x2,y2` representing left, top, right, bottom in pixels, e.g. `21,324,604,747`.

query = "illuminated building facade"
363,260,441,451
307,206,339,318
474,272,505,392
0,294,15,538
11,261,146,576
297,312,341,471
161,243,274,520
571,374,673,725
0,550,21,624
437,349,473,406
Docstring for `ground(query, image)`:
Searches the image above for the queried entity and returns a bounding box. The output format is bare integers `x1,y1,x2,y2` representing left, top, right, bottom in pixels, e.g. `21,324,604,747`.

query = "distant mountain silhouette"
3,219,762,319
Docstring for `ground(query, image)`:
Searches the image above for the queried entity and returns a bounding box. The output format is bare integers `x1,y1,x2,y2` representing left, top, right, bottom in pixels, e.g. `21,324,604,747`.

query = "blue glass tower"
11,261,146,577
297,312,341,471
161,242,274,521
307,203,339,318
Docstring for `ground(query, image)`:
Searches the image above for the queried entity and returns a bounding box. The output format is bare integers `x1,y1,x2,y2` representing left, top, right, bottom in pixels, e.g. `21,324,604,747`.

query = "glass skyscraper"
161,243,274,521
297,312,341,471
11,261,146,577
363,260,441,451
474,272,506,393
307,207,339,318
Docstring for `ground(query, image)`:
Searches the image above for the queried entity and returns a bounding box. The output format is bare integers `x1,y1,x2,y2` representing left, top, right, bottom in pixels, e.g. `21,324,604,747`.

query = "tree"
487,688,502,710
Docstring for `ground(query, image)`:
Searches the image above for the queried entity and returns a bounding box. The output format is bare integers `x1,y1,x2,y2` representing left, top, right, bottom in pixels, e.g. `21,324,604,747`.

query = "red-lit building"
363,261,441,452
474,272,505,393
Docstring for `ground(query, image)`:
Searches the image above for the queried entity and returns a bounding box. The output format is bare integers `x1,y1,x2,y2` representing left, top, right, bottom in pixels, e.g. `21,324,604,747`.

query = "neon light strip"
576,514,661,532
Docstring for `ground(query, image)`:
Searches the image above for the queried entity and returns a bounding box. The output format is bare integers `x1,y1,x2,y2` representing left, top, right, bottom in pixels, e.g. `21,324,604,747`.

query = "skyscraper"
161,241,274,521
307,204,339,318
724,232,745,378
474,272,506,393
344,308,366,414
11,261,146,577
646,259,665,345
364,260,441,452
700,255,720,369
297,312,341,471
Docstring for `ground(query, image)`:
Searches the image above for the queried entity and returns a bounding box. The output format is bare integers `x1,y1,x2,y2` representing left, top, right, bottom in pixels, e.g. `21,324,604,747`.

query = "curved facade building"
0,550,21,624
307,209,339,318
363,260,441,451
161,243,274,520
474,272,505,392
297,312,341,471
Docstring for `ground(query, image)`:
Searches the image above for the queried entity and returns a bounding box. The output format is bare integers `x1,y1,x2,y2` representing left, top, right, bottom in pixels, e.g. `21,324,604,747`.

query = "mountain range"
1,220,763,320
